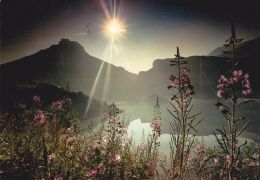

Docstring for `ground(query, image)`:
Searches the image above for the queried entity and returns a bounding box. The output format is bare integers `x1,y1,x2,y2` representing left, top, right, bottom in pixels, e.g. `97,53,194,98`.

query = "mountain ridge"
208,36,260,57
0,38,138,101
1,37,260,103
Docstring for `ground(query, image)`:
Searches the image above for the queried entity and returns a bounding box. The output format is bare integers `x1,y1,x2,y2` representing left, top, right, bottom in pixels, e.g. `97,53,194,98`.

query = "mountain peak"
59,38,71,44
58,38,80,47
53,38,88,56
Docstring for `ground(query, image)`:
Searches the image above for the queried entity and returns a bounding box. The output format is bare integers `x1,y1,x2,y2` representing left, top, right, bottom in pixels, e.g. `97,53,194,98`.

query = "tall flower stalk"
150,96,161,142
214,21,252,179
148,97,161,163
168,47,201,179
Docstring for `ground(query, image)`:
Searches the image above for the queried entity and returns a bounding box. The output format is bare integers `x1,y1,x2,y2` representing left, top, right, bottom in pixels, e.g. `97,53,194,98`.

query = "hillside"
137,37,260,99
0,81,106,119
0,39,138,101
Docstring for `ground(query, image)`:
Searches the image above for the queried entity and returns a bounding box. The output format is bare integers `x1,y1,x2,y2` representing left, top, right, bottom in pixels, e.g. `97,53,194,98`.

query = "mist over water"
118,98,260,137
127,119,251,158
80,98,260,139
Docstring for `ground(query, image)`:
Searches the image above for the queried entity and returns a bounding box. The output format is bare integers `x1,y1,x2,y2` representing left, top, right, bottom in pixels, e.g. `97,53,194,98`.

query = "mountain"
0,39,138,102
136,37,260,99
135,56,228,99
208,37,260,57
1,37,260,105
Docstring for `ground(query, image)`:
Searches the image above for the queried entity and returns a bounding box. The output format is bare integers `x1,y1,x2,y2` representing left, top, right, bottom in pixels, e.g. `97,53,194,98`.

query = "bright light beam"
84,61,105,116
85,0,126,116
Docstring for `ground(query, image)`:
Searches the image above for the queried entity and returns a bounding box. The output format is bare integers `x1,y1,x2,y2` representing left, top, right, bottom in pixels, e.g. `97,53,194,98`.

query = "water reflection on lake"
80,98,259,157
127,119,251,157
119,98,260,137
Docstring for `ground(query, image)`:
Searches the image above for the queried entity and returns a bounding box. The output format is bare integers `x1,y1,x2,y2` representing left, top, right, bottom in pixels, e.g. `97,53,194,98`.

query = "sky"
1,0,260,73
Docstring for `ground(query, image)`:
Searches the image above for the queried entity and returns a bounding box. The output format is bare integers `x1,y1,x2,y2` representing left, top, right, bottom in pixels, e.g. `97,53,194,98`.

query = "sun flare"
104,18,126,40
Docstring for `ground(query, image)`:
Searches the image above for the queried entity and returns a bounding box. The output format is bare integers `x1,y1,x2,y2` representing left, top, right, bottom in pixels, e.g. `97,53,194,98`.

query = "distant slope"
136,56,230,99
208,37,260,57
0,39,138,101
136,37,260,99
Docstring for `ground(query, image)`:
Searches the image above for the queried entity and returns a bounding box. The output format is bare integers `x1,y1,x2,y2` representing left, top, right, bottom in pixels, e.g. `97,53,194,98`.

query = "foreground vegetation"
0,95,259,179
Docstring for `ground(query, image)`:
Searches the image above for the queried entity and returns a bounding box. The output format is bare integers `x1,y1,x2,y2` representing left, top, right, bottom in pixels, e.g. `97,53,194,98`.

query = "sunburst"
104,18,126,41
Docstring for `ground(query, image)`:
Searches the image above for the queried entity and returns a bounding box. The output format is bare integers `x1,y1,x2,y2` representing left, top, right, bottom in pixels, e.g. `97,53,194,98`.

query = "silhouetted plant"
146,97,162,176
213,21,253,179
150,96,161,143
167,47,201,179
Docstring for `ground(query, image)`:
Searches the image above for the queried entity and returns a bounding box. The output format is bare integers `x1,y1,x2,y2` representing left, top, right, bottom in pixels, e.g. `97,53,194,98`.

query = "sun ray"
85,0,126,116
84,61,105,116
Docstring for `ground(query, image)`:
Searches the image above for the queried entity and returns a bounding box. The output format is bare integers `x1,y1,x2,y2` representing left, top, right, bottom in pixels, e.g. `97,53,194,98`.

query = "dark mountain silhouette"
1,37,259,106
136,56,228,99
137,37,260,99
0,39,138,102
208,37,260,57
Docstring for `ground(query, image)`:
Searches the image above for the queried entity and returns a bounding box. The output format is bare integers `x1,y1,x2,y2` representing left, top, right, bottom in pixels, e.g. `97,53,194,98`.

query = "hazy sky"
2,0,260,73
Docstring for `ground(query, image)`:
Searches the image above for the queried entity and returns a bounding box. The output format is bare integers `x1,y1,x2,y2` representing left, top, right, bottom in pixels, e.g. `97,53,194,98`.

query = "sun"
104,18,126,40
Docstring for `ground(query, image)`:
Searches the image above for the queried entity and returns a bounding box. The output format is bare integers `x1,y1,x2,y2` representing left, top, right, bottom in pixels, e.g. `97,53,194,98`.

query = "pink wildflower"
217,70,252,98
33,111,47,124
150,117,161,135
217,89,225,98
168,69,194,96
194,144,205,154
242,78,252,95
232,70,243,79
52,100,63,110
180,69,191,87
85,169,97,178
